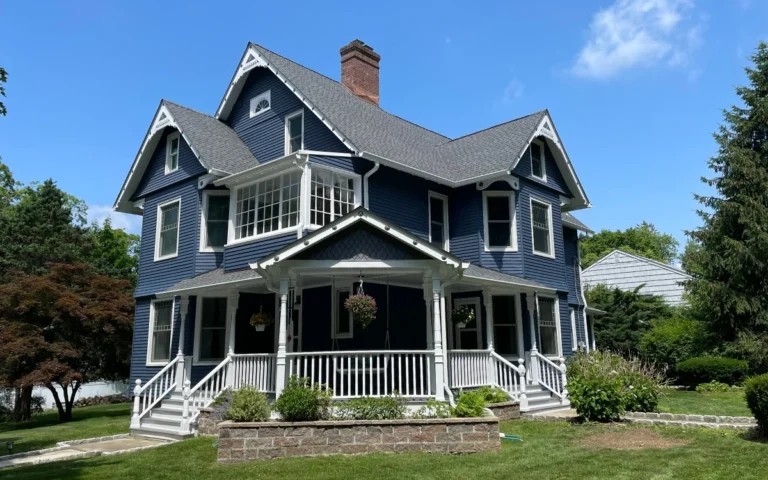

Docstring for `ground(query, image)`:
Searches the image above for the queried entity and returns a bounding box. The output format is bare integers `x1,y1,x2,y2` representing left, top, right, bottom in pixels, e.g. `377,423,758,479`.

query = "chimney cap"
340,39,381,61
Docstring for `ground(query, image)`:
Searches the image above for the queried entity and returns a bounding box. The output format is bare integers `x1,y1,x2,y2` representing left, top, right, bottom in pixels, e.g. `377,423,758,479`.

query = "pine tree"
686,42,768,370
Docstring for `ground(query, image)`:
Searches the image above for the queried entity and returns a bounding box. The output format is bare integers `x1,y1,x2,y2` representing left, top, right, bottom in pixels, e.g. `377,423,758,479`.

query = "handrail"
444,385,456,408
188,355,231,397
132,356,180,421
187,356,232,423
533,351,566,400
490,351,523,374
137,356,179,395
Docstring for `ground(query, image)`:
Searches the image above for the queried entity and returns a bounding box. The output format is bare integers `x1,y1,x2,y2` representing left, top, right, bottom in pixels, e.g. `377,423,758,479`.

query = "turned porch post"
527,292,539,383
432,278,445,401
483,290,495,386
175,295,189,392
275,279,289,398
226,293,239,387
423,279,433,349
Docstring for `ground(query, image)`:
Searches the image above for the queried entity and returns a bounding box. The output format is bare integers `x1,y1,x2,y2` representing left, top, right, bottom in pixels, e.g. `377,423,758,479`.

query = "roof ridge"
162,99,217,119
441,110,547,145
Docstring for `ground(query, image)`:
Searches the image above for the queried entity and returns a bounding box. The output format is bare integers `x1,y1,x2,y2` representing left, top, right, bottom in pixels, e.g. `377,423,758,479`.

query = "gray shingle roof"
463,264,549,290
159,268,261,295
561,212,592,232
163,100,258,175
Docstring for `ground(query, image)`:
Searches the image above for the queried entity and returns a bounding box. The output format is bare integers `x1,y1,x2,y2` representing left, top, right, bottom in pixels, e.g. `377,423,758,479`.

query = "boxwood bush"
452,390,486,418
226,386,270,422
334,393,407,420
676,357,748,389
273,376,332,421
745,374,768,436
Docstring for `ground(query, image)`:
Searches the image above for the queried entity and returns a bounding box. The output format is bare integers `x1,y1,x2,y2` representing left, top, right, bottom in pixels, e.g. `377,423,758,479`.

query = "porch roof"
156,268,261,298
462,264,552,292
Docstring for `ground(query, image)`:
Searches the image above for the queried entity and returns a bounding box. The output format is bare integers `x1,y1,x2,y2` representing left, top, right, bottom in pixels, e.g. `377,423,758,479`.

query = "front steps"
522,383,570,414
130,392,195,441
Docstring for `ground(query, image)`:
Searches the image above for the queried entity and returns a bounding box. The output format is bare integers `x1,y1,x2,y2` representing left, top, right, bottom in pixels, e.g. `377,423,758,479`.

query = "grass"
2,420,768,479
0,404,130,456
658,388,753,417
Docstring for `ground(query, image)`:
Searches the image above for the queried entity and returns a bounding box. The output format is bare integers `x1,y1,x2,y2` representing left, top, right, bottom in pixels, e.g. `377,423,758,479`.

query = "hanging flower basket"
452,305,475,329
345,294,377,329
249,310,274,332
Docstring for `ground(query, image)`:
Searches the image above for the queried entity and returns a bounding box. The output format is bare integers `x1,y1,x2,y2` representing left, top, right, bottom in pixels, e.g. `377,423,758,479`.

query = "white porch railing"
186,355,232,424
490,351,526,407
447,350,492,389
231,354,277,393
286,351,434,399
131,355,180,428
532,351,568,402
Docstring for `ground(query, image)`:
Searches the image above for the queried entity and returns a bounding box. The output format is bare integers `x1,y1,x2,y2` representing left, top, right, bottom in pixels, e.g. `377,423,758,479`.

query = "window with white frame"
249,90,271,118
310,168,357,227
148,300,173,364
165,132,180,174
538,297,559,356
155,199,180,260
333,287,352,339
483,191,516,251
201,191,230,251
197,298,227,362
569,307,577,352
531,199,554,257
429,192,449,250
530,139,546,180
492,296,519,356
285,110,303,154
233,172,301,241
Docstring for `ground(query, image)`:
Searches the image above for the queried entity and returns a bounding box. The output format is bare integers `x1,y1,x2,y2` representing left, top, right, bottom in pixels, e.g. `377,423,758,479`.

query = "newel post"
275,278,289,398
432,278,445,401
559,357,569,404
180,379,191,434
517,358,528,410
130,379,142,429
175,353,185,392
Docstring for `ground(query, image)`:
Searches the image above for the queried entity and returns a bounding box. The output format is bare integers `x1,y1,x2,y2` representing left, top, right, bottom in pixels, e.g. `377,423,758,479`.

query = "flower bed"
216,417,500,463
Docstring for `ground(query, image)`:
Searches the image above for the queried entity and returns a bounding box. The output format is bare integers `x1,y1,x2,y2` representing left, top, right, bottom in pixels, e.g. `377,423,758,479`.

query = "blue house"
115,40,594,438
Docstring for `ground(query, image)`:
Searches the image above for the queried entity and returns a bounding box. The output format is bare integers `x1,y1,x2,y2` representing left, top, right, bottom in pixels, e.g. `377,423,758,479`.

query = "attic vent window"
249,90,271,118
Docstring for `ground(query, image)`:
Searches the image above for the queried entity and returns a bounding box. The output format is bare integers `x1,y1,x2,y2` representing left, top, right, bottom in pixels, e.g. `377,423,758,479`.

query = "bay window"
148,299,173,365
310,168,357,227
233,171,301,241
537,297,559,356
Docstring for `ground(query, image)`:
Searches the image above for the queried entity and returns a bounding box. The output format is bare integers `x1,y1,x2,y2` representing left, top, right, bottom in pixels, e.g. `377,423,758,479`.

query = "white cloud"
502,78,524,103
572,0,703,79
87,204,142,235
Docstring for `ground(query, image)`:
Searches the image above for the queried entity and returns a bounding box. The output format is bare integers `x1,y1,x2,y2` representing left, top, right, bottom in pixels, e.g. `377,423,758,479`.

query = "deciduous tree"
580,222,679,268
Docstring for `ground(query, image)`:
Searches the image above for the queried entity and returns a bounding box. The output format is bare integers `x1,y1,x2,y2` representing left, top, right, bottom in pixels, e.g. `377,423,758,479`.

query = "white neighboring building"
582,250,691,306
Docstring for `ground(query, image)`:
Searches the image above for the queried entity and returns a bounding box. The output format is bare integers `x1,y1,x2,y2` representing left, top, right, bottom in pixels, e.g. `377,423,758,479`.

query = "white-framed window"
482,191,517,251
147,299,174,366
453,297,482,349
537,296,561,357
332,286,353,339
200,191,230,252
165,132,180,174
530,198,555,258
285,110,304,154
530,139,546,181
492,295,519,357
231,171,301,242
154,198,180,261
194,297,228,364
428,191,449,251
569,307,577,352
309,166,360,228
249,90,271,118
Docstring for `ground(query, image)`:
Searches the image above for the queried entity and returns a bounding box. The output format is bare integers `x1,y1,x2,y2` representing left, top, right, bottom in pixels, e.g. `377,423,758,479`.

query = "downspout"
577,238,590,352
363,161,380,209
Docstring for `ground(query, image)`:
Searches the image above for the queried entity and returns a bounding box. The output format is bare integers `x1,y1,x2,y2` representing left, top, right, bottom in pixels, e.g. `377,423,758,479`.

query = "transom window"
198,298,227,362
249,90,271,118
483,191,516,251
149,300,173,365
530,139,546,180
492,296,519,356
155,199,180,260
531,199,553,257
233,172,301,241
537,297,559,356
201,192,230,251
165,133,180,174
285,111,304,154
429,192,449,250
310,168,357,227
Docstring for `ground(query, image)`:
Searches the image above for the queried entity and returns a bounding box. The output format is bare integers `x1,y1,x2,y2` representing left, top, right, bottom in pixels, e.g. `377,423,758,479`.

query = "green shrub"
273,376,332,422
413,399,452,419
745,374,768,436
477,386,509,404
225,386,270,422
452,391,486,418
676,357,748,389
334,393,407,420
695,381,732,393
639,313,708,376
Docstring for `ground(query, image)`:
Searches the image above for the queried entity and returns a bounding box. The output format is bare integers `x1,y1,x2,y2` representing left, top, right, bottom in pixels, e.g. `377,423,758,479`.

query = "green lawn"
0,404,131,456
3,420,768,479
658,389,753,417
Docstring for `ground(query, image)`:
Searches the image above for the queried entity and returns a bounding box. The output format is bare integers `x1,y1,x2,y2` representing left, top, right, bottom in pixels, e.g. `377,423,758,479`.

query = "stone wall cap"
199,407,213,413
487,401,520,408
218,416,499,428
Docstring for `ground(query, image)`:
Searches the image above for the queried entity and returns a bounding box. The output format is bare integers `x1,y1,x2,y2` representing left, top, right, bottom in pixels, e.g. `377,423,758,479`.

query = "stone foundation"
217,417,500,464
487,401,520,421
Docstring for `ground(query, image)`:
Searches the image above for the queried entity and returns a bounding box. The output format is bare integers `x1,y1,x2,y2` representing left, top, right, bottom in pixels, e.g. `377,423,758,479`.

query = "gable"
132,127,206,200
294,223,430,261
512,137,569,195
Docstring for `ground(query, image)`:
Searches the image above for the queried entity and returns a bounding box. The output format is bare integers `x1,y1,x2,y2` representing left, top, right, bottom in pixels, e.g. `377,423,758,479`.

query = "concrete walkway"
0,437,168,470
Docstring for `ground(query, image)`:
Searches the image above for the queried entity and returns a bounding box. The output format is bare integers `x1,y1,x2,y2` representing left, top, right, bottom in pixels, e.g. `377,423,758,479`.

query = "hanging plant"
249,309,274,332
452,305,475,329
345,294,377,329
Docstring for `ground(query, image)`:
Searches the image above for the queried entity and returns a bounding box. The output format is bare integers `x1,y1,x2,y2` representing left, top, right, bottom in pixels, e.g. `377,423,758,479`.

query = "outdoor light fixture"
6,440,12,455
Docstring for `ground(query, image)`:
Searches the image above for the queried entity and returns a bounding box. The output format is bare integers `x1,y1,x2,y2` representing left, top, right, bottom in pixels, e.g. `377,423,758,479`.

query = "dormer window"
530,139,546,181
285,110,304,154
249,90,271,118
165,132,180,174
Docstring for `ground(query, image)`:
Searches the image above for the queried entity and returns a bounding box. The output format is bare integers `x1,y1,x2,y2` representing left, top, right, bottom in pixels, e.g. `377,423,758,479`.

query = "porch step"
142,416,184,430
131,425,193,442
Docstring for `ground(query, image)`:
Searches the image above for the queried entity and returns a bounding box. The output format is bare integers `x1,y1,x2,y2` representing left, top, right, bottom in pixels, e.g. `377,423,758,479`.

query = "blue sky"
1,0,766,251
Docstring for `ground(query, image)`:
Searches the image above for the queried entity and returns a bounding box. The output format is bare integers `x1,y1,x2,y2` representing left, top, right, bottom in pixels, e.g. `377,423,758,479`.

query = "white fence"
3,381,129,410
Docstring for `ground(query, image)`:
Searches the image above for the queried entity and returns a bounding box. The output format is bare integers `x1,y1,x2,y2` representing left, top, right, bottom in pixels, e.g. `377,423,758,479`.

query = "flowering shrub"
345,294,377,328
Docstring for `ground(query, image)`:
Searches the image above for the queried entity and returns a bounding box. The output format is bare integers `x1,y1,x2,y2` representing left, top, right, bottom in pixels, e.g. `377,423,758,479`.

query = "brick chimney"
340,40,381,106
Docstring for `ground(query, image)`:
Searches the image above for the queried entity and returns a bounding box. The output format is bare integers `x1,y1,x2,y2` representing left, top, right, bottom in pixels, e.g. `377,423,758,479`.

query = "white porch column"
175,296,189,392
527,292,539,383
226,293,239,387
423,280,433,349
275,279,289,398
483,290,495,386
439,286,449,392
432,278,445,401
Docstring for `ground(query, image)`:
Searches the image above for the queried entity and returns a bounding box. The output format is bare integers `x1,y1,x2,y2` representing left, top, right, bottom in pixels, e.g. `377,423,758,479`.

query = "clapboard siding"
226,68,347,162
511,141,569,196
129,296,183,385
563,227,582,305
196,252,224,275
450,185,482,264
309,155,371,176
133,128,205,200
582,250,690,306
223,232,297,272
478,181,524,277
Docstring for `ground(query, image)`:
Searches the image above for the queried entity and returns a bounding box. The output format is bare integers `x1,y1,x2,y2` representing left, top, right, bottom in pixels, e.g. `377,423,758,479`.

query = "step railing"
286,350,434,399
532,351,568,402
447,350,492,389
230,354,277,393
490,351,527,408
185,355,232,425
130,355,180,428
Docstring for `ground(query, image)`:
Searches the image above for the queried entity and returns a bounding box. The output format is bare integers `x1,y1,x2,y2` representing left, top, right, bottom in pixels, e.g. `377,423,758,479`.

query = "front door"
453,297,482,349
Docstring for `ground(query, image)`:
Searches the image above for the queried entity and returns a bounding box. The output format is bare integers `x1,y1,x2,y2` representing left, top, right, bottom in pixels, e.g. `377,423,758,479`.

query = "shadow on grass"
0,404,130,434
0,455,125,480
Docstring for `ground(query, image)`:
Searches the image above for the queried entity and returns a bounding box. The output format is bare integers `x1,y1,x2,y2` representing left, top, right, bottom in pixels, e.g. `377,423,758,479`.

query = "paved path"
0,437,167,469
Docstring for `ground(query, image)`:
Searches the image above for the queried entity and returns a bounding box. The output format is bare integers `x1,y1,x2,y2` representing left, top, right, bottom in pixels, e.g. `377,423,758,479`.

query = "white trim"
529,197,555,259
307,163,362,229
332,284,353,340
453,297,482,349
476,175,519,191
529,138,547,182
285,109,304,155
514,292,525,358
146,298,176,367
536,294,562,357
482,191,517,252
165,132,180,175
569,307,577,352
249,90,271,118
428,191,450,252
154,197,181,262
199,190,230,253
487,294,520,357
226,227,300,248
193,296,230,365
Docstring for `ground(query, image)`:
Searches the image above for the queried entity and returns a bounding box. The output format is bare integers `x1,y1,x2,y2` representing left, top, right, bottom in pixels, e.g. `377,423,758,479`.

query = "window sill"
154,253,179,262
484,246,518,253
531,175,547,184
146,360,171,367
164,168,179,176
226,227,299,248
532,250,556,259
199,247,224,254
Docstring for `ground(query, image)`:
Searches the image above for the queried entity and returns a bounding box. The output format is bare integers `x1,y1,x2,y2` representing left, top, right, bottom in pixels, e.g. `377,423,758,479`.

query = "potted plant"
452,305,475,329
344,293,377,329
249,309,274,332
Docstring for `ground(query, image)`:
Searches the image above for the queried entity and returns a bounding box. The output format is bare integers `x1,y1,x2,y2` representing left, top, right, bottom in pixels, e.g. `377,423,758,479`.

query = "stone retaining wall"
198,407,223,436
623,412,756,430
217,417,500,464
487,401,520,421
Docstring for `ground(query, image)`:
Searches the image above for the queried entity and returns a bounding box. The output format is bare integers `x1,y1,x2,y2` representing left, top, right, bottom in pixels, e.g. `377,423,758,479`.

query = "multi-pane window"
286,111,303,154
234,172,301,240
203,193,229,249
531,200,552,256
334,288,352,339
530,140,545,180
166,133,180,174
157,201,180,259
150,300,173,364
484,192,515,250
429,193,448,250
199,298,227,361
492,296,518,356
310,169,356,227
538,297,558,356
